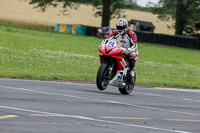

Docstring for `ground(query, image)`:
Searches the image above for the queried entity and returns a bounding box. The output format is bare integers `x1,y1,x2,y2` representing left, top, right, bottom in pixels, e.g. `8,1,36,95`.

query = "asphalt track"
0,78,200,133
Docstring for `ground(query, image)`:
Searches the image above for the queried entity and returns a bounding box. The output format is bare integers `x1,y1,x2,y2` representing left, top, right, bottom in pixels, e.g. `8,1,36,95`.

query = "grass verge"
0,25,199,89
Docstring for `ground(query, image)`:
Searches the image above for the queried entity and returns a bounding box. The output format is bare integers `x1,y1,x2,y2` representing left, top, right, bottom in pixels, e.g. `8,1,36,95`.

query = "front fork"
108,63,114,74
100,55,115,80
105,63,114,80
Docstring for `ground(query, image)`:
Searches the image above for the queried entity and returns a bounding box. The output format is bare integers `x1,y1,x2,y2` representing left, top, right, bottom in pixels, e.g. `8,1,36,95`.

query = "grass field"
0,25,200,89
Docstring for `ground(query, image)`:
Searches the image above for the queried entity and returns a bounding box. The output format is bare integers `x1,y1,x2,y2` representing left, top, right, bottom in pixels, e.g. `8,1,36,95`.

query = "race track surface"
0,78,200,133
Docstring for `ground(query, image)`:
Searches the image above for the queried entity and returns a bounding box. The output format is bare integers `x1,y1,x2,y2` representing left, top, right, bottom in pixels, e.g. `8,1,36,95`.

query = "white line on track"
0,78,93,86
0,105,192,133
134,92,200,103
153,87,200,93
0,85,200,117
1,78,200,92
1,78,200,103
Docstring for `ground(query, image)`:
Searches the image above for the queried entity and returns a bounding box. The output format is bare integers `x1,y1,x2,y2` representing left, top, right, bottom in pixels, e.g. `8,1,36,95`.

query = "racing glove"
120,47,129,55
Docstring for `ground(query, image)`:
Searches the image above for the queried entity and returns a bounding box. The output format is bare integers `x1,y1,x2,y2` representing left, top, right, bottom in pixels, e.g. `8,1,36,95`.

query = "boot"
130,69,135,78
129,62,135,78
127,55,135,78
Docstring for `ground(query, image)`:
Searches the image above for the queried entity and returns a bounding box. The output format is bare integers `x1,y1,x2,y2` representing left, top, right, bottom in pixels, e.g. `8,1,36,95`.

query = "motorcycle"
96,39,136,95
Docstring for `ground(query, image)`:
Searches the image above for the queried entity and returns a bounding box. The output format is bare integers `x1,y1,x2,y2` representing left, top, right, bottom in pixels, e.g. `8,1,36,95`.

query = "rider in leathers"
108,18,138,77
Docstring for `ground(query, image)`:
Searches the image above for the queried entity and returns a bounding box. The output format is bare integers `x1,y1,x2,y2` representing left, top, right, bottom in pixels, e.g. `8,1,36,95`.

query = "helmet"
116,18,128,35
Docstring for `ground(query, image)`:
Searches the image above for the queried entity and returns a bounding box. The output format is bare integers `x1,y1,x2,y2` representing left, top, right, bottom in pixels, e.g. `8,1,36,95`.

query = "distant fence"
135,31,200,50
54,24,200,50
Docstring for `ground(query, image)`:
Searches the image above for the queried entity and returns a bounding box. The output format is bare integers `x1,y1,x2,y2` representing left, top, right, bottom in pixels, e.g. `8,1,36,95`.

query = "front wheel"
96,63,110,91
118,71,136,95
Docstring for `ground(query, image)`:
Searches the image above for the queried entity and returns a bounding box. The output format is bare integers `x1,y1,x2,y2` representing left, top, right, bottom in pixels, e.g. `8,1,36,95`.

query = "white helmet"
116,18,128,35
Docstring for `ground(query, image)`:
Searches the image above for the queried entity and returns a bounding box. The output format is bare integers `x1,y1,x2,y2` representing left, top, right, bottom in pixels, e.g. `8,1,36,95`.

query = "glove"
120,47,129,55
128,47,138,56
128,48,135,53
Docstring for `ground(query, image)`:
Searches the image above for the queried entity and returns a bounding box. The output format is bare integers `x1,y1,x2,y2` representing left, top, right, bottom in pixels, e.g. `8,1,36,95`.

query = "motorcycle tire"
118,71,136,95
96,63,109,91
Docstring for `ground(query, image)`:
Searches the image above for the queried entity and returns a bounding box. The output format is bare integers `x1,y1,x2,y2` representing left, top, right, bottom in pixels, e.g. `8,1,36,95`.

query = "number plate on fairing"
106,40,118,49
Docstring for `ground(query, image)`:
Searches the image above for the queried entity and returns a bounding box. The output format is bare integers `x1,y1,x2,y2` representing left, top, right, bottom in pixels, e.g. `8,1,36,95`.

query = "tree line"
26,0,200,36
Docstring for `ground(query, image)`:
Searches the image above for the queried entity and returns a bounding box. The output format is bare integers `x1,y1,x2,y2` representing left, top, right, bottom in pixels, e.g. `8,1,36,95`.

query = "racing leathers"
108,27,138,72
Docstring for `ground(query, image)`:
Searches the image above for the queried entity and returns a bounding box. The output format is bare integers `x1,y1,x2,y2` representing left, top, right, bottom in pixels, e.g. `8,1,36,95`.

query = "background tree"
149,0,200,36
93,0,125,27
26,0,125,27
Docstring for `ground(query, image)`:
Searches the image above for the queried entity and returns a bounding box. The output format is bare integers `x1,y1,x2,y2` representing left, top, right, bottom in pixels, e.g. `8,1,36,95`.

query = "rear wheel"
96,63,110,91
118,71,136,95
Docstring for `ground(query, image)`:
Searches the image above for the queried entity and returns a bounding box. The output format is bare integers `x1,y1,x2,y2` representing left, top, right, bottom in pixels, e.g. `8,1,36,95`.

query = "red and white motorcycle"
96,39,136,95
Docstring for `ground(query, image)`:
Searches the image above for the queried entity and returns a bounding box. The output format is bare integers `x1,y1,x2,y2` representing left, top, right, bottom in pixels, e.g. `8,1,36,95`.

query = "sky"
137,0,160,7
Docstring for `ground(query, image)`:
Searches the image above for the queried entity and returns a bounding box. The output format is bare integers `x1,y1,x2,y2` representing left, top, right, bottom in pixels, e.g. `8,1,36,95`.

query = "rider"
107,18,138,77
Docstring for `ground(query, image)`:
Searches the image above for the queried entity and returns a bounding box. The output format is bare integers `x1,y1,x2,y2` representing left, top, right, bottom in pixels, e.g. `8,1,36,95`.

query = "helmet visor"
117,26,126,30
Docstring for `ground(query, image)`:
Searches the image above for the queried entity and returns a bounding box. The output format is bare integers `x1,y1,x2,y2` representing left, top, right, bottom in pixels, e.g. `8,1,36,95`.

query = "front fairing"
98,45,128,70
98,45,123,57
107,46,123,56
98,44,107,55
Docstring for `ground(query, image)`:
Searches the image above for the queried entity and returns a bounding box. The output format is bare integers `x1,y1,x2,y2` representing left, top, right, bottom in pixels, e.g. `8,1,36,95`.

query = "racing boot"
130,69,135,77
128,56,136,79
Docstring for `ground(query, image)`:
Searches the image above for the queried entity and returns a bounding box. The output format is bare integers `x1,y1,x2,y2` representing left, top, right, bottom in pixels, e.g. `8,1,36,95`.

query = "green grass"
0,25,200,89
